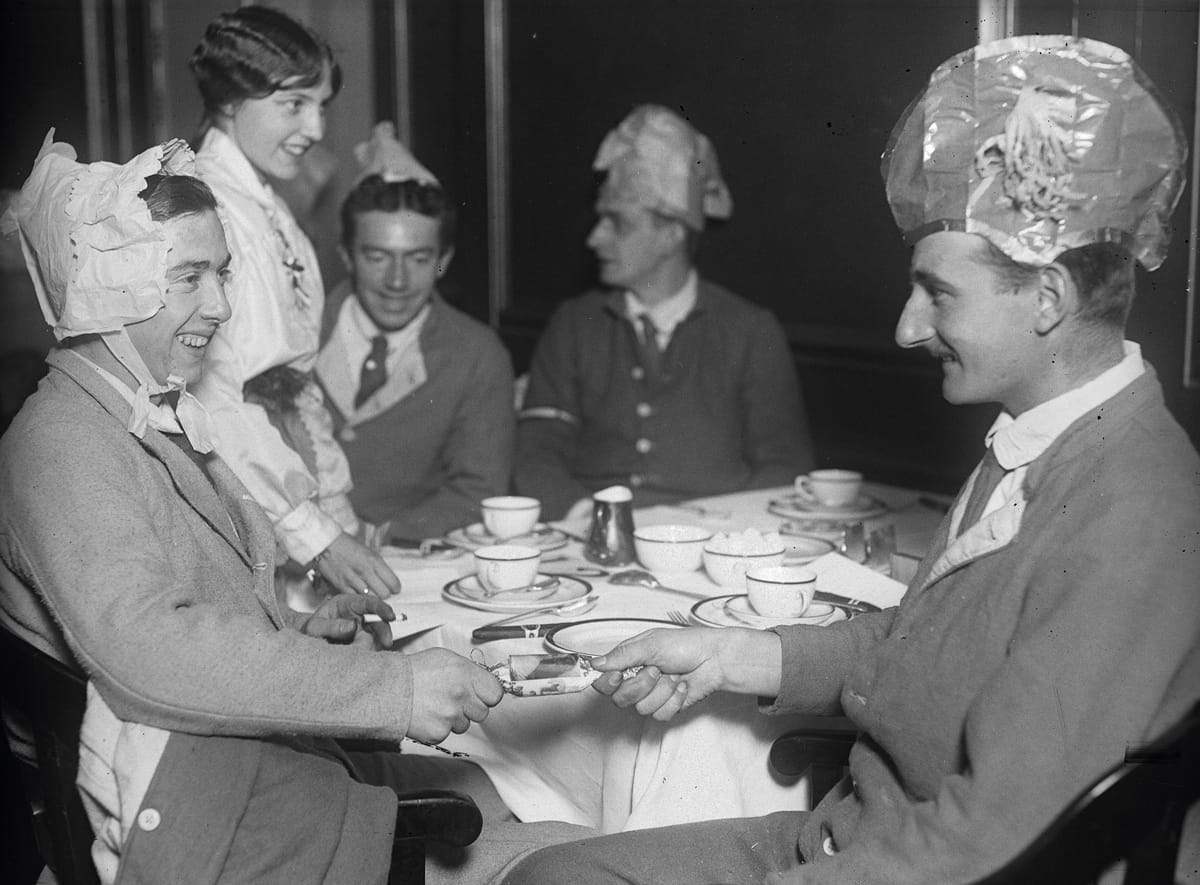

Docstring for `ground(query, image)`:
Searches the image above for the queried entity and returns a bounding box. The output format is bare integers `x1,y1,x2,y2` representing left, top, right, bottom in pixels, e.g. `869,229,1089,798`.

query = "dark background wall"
406,0,1199,493
2,0,1198,490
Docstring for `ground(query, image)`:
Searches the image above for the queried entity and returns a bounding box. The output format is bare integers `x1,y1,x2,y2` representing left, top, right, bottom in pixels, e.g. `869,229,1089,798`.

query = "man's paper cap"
3,130,198,339
594,104,732,231
354,121,438,187
882,36,1187,270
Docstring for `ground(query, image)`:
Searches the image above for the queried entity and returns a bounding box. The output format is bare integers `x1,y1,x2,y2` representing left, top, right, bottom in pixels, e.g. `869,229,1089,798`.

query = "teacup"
795,469,863,508
474,544,541,593
481,496,541,539
745,566,816,618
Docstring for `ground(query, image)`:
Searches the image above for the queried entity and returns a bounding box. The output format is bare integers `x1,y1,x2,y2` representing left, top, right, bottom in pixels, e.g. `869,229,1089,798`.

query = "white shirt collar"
346,294,431,350
986,341,1145,470
624,271,698,342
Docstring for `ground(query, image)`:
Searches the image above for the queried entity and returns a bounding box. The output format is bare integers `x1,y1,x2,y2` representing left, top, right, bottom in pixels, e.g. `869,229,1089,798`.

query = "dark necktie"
637,316,663,378
355,335,389,408
957,445,1006,536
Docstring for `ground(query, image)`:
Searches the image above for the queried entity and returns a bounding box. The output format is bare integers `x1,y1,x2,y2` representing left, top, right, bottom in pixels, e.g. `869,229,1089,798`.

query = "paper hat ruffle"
354,121,438,186
593,105,733,231
4,131,198,339
882,36,1187,270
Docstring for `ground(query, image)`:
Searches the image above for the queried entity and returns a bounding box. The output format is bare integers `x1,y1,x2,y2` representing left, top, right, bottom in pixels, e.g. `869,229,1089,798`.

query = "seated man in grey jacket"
318,124,515,540
514,105,814,520
0,134,586,885
503,35,1200,885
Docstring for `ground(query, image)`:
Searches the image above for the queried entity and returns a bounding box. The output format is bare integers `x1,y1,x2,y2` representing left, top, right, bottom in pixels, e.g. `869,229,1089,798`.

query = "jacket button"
635,438,653,454
821,835,836,856
629,473,644,488
137,808,161,831
636,402,652,418
631,366,645,381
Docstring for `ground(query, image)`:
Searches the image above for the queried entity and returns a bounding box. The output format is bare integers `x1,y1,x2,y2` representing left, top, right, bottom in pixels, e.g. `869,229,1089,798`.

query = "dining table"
378,481,950,834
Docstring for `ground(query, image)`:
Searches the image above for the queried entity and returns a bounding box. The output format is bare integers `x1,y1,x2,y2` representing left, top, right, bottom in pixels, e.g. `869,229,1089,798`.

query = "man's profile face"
586,197,680,293
895,231,1043,414
343,208,450,332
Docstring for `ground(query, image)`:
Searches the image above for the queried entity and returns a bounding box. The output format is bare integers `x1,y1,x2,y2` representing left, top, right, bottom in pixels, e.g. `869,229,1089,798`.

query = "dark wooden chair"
768,701,1200,884
0,626,482,885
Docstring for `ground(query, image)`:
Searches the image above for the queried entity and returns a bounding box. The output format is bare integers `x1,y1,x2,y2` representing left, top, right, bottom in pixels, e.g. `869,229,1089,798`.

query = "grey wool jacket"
0,348,413,882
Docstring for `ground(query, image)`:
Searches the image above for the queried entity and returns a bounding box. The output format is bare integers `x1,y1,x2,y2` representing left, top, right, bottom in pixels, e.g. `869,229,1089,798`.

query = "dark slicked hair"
340,174,456,254
977,238,1136,329
139,174,219,223
188,5,341,132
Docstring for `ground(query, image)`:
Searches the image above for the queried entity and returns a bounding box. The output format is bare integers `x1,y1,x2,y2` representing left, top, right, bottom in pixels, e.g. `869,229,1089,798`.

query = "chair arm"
393,789,483,848
769,728,856,777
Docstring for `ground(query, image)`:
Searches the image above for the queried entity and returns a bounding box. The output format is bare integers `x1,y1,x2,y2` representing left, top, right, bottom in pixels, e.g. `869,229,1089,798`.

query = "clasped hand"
590,626,783,721
312,532,403,598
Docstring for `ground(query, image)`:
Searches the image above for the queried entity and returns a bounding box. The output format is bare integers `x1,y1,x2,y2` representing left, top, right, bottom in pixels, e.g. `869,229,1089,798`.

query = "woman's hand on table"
591,627,783,722
314,532,403,598
406,648,505,743
296,593,396,649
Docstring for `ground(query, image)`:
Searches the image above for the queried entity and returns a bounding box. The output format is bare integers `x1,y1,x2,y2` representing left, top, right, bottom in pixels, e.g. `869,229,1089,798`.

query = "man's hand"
591,627,783,721
406,648,505,743
314,532,403,598
297,593,396,649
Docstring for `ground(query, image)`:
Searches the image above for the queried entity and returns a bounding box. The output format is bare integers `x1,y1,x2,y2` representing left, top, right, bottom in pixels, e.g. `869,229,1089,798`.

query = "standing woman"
189,5,399,598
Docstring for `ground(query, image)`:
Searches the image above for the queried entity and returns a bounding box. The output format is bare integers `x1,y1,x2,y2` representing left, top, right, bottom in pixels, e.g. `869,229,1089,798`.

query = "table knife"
813,590,883,614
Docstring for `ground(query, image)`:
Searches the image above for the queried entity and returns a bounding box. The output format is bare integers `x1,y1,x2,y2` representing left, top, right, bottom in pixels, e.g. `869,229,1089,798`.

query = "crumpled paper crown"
882,35,1187,270
4,131,199,339
354,121,439,186
593,104,733,231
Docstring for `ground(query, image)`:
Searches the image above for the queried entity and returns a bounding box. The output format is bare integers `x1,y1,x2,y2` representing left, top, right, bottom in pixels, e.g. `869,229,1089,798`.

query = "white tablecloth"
383,483,945,833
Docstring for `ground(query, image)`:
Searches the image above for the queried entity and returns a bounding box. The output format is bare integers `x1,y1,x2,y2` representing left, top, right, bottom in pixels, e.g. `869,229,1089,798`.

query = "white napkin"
805,552,907,609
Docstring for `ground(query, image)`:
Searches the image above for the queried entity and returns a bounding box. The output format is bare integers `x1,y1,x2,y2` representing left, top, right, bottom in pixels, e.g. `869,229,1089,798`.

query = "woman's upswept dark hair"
139,174,219,223
188,5,341,131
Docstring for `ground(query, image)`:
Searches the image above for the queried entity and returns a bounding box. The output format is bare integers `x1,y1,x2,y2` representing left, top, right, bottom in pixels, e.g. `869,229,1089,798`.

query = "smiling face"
219,68,333,180
586,197,683,293
125,210,233,386
343,209,450,332
895,232,1046,414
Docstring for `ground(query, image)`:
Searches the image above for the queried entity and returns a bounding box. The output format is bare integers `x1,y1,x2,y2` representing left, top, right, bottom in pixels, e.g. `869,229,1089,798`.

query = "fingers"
591,632,656,672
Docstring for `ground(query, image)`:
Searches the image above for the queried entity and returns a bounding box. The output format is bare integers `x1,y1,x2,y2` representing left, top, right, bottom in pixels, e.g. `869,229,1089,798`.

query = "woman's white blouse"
192,128,358,563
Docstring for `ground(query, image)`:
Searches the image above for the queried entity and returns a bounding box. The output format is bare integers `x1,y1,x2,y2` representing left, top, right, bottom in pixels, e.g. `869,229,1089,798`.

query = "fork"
665,609,690,626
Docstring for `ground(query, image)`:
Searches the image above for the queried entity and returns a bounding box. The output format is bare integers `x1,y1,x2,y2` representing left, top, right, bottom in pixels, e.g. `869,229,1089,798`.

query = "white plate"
445,522,570,552
768,493,889,522
443,573,592,612
545,618,683,656
690,594,848,629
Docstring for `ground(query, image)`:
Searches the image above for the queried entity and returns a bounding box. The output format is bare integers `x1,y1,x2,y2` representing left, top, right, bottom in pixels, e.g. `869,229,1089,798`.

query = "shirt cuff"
275,500,345,565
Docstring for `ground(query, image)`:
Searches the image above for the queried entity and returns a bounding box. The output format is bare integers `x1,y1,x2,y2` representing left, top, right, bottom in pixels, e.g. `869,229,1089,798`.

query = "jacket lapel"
316,293,432,429
49,351,255,570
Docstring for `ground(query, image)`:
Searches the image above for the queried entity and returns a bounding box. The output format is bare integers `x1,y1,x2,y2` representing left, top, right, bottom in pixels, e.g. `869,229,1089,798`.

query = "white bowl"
633,524,712,573
702,545,786,588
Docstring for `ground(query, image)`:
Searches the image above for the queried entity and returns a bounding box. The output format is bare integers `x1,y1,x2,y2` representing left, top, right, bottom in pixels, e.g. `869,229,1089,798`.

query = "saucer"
768,493,888,522
690,594,847,629
781,535,837,564
445,522,570,552
443,573,592,612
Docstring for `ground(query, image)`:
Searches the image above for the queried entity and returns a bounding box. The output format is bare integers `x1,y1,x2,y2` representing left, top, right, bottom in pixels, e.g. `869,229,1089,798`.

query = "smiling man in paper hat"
1,133,591,885
515,104,814,520
316,121,516,539
504,36,1200,885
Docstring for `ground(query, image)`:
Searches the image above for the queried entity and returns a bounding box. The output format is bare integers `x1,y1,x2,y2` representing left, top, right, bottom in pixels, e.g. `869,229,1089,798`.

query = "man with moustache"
503,36,1200,885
